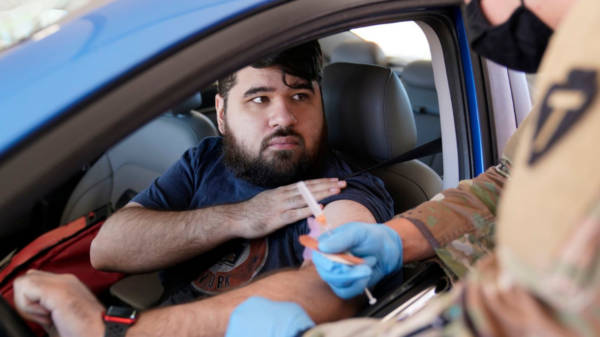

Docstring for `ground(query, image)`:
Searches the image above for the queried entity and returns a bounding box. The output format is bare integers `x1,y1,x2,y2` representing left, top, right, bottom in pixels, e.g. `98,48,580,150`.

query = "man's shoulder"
187,136,223,162
321,151,394,222
324,151,384,185
195,136,223,153
324,151,359,176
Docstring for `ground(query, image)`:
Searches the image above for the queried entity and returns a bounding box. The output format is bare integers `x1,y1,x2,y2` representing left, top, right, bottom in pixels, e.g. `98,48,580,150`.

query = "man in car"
15,40,398,335
89,40,395,308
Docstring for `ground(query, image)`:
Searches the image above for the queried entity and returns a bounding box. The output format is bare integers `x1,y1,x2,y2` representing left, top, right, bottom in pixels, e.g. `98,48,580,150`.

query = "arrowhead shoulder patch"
530,70,598,165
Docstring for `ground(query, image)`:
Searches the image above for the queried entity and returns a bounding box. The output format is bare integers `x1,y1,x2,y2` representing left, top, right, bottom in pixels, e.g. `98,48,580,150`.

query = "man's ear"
215,94,227,134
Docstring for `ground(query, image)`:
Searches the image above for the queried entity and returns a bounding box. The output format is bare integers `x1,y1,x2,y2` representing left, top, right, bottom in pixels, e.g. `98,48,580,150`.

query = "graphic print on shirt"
191,238,268,295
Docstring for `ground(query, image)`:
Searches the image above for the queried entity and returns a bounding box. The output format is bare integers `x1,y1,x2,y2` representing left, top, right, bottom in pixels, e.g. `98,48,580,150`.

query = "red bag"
0,210,126,336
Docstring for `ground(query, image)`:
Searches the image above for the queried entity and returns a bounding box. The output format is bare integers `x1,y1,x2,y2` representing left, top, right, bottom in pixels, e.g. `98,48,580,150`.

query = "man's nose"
268,99,298,128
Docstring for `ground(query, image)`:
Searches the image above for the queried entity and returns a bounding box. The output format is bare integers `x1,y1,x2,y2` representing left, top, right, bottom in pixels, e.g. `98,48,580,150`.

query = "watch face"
106,306,137,319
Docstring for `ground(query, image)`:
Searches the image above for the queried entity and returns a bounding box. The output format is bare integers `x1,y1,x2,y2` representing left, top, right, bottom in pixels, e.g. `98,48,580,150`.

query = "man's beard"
222,124,328,188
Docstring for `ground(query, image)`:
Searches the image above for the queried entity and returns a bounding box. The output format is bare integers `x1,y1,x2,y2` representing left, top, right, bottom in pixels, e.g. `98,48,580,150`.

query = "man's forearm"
126,266,360,337
91,204,244,273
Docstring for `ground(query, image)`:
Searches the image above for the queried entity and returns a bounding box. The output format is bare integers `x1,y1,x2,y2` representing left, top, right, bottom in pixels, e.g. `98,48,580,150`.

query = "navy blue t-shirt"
132,137,393,304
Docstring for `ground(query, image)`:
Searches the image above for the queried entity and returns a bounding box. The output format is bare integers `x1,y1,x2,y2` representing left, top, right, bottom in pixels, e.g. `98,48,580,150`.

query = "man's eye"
293,93,308,101
251,96,269,104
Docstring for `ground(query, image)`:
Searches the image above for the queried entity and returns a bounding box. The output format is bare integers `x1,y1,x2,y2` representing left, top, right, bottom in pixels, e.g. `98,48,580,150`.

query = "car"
0,0,535,335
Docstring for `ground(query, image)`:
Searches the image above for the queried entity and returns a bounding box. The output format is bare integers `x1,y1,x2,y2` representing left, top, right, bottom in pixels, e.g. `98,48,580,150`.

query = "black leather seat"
323,63,442,214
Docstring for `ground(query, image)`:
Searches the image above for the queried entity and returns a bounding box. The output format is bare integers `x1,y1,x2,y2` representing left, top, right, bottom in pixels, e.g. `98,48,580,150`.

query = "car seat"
402,60,443,176
59,93,218,310
330,41,443,177
330,40,387,65
323,63,442,215
60,93,218,225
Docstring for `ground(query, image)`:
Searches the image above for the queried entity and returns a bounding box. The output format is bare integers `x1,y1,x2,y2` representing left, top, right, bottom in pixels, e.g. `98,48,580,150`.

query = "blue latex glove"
225,296,315,337
313,222,403,299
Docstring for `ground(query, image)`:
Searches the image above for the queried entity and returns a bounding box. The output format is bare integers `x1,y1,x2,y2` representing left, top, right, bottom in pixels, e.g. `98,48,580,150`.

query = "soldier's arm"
386,113,531,276
386,163,508,275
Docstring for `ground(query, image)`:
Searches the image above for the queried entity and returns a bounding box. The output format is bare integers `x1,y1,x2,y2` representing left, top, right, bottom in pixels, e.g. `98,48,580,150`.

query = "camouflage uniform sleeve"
394,162,508,278
397,113,530,278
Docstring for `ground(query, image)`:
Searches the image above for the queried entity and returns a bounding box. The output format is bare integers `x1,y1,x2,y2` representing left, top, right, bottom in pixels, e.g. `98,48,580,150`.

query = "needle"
297,181,378,306
297,181,333,234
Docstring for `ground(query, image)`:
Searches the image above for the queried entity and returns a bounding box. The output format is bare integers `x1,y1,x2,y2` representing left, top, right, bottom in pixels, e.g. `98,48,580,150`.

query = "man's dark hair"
217,40,324,105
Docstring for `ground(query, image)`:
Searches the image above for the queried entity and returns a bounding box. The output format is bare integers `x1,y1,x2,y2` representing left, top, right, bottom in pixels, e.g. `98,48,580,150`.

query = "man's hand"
225,296,315,337
14,270,105,337
313,222,403,299
237,178,347,239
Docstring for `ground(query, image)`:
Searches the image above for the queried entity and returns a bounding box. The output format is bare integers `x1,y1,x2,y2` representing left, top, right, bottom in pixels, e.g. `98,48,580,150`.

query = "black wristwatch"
103,306,138,337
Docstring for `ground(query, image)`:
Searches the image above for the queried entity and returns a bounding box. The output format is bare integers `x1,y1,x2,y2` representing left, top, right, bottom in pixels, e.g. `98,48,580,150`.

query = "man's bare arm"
127,266,358,337
91,202,240,273
91,179,346,273
16,198,377,337
127,199,376,337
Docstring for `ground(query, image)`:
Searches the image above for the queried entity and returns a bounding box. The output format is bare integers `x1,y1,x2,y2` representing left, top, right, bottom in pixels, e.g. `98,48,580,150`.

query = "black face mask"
466,0,554,73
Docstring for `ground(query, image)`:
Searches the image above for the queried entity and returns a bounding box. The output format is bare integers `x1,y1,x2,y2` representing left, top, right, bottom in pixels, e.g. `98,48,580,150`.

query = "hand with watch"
103,306,139,337
13,270,138,337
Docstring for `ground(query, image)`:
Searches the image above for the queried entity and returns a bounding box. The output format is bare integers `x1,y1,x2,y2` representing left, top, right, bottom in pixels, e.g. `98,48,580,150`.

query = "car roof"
0,0,276,158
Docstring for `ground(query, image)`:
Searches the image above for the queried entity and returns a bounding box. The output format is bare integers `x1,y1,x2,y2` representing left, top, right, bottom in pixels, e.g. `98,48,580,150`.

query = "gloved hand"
225,296,315,337
313,222,403,299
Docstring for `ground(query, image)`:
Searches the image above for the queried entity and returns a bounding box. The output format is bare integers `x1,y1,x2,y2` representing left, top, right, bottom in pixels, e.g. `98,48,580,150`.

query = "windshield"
0,0,112,52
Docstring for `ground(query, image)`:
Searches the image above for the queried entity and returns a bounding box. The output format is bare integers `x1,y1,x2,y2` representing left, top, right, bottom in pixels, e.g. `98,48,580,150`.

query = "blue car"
0,0,535,335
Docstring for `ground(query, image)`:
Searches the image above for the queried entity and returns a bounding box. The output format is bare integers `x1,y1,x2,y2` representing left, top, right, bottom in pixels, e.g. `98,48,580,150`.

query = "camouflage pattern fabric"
398,159,509,278
304,0,600,335
395,116,528,278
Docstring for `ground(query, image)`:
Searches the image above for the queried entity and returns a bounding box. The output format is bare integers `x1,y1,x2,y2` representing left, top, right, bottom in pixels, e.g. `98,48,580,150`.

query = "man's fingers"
282,178,345,196
280,178,337,191
281,207,313,223
14,280,51,326
14,273,56,324
285,186,342,208
24,312,52,326
311,187,342,202
23,302,51,316
301,177,339,187
306,179,346,193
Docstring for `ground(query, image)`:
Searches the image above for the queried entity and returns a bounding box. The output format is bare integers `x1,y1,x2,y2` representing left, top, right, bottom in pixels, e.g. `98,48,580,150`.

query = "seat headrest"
402,61,435,90
323,63,417,161
330,41,387,66
169,92,202,116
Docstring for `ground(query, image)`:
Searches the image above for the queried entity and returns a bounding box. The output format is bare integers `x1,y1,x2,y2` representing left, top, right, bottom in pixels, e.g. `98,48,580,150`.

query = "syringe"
297,181,333,235
296,181,377,305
